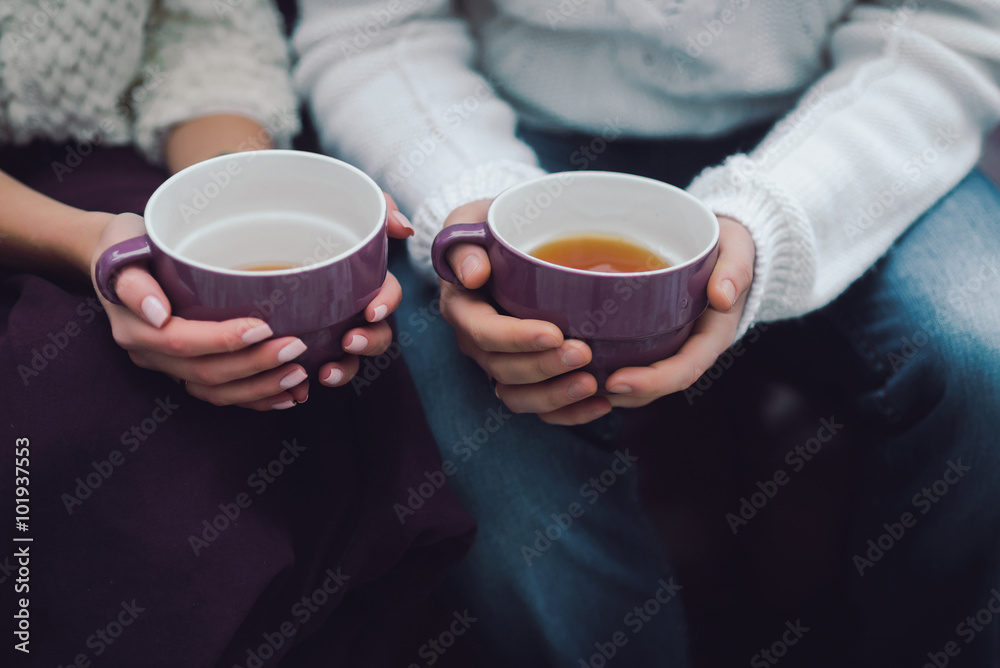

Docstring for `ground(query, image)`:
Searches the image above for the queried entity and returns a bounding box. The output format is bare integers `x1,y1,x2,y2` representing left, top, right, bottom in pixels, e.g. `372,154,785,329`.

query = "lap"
390,248,688,666
804,169,1000,666
0,145,474,666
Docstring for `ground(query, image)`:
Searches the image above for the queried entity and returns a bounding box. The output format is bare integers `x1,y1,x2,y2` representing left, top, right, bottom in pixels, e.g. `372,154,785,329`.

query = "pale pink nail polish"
371,304,388,322
277,339,307,363
324,367,344,386
344,334,368,354
242,323,273,345
279,368,308,391
390,209,414,235
271,399,296,410
141,295,168,328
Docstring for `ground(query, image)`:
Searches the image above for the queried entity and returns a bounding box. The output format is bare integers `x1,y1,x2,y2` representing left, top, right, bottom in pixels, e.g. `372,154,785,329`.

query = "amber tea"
530,233,669,273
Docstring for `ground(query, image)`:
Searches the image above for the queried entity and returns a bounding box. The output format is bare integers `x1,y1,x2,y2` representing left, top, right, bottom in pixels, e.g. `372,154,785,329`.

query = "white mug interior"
488,172,719,273
144,150,386,274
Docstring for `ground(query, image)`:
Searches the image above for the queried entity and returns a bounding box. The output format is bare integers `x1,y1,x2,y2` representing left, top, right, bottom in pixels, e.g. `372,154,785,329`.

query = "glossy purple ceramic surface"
431,172,720,387
97,228,386,370
95,151,388,372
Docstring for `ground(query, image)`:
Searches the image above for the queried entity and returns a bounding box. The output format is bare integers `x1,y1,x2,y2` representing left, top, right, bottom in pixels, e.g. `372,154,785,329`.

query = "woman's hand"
439,199,755,425
89,195,415,408
90,212,314,410
315,192,413,388
438,200,603,424
601,216,754,410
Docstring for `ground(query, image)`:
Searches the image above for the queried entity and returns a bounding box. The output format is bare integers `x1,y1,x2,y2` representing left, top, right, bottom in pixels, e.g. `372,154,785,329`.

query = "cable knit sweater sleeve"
132,0,300,164
293,0,545,281
687,0,1000,338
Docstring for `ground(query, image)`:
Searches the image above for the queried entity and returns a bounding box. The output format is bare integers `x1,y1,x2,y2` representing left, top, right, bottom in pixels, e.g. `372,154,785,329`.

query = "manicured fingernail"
562,348,586,367
277,339,307,363
242,323,273,345
535,335,559,350
609,384,633,394
278,367,308,390
568,381,592,399
390,210,414,236
271,399,296,410
344,334,368,354
371,304,388,322
721,279,737,308
324,367,344,386
141,295,168,328
459,255,480,284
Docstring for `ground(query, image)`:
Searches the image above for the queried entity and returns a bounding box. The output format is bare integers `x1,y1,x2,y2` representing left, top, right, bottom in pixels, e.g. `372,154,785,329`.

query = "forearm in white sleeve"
293,0,544,281
687,0,1000,338
132,0,300,164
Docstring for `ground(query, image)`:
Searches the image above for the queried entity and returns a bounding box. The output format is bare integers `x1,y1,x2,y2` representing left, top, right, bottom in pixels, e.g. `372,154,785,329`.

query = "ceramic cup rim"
486,171,720,278
142,149,387,277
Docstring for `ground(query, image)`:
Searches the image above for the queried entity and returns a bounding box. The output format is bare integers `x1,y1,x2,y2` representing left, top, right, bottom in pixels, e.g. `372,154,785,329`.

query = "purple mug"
95,150,387,373
431,171,719,390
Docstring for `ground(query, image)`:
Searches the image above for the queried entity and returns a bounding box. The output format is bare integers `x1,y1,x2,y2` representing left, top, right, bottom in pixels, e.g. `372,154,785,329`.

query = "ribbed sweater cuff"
408,160,547,282
687,155,817,340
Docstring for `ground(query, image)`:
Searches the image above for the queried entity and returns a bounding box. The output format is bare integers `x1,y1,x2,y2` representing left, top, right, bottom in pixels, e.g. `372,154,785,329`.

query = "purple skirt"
0,145,475,666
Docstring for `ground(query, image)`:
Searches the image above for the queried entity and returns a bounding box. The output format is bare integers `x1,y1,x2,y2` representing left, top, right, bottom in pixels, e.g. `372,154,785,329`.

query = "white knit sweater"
0,0,299,164
294,0,1000,337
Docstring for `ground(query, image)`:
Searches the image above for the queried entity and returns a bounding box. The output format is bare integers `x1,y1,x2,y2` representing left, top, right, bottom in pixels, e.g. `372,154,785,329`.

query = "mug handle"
94,235,153,305
430,222,490,284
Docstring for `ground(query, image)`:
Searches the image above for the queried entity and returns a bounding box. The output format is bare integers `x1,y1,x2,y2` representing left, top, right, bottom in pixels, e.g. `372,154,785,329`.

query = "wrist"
67,211,113,279
165,115,273,174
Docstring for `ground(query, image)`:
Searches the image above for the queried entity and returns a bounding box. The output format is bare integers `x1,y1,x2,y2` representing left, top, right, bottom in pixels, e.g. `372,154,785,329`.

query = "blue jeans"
391,123,1000,666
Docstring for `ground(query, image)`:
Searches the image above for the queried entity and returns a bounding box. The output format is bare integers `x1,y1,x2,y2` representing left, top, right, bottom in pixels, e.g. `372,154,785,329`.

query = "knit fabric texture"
0,0,299,164
294,0,1000,336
